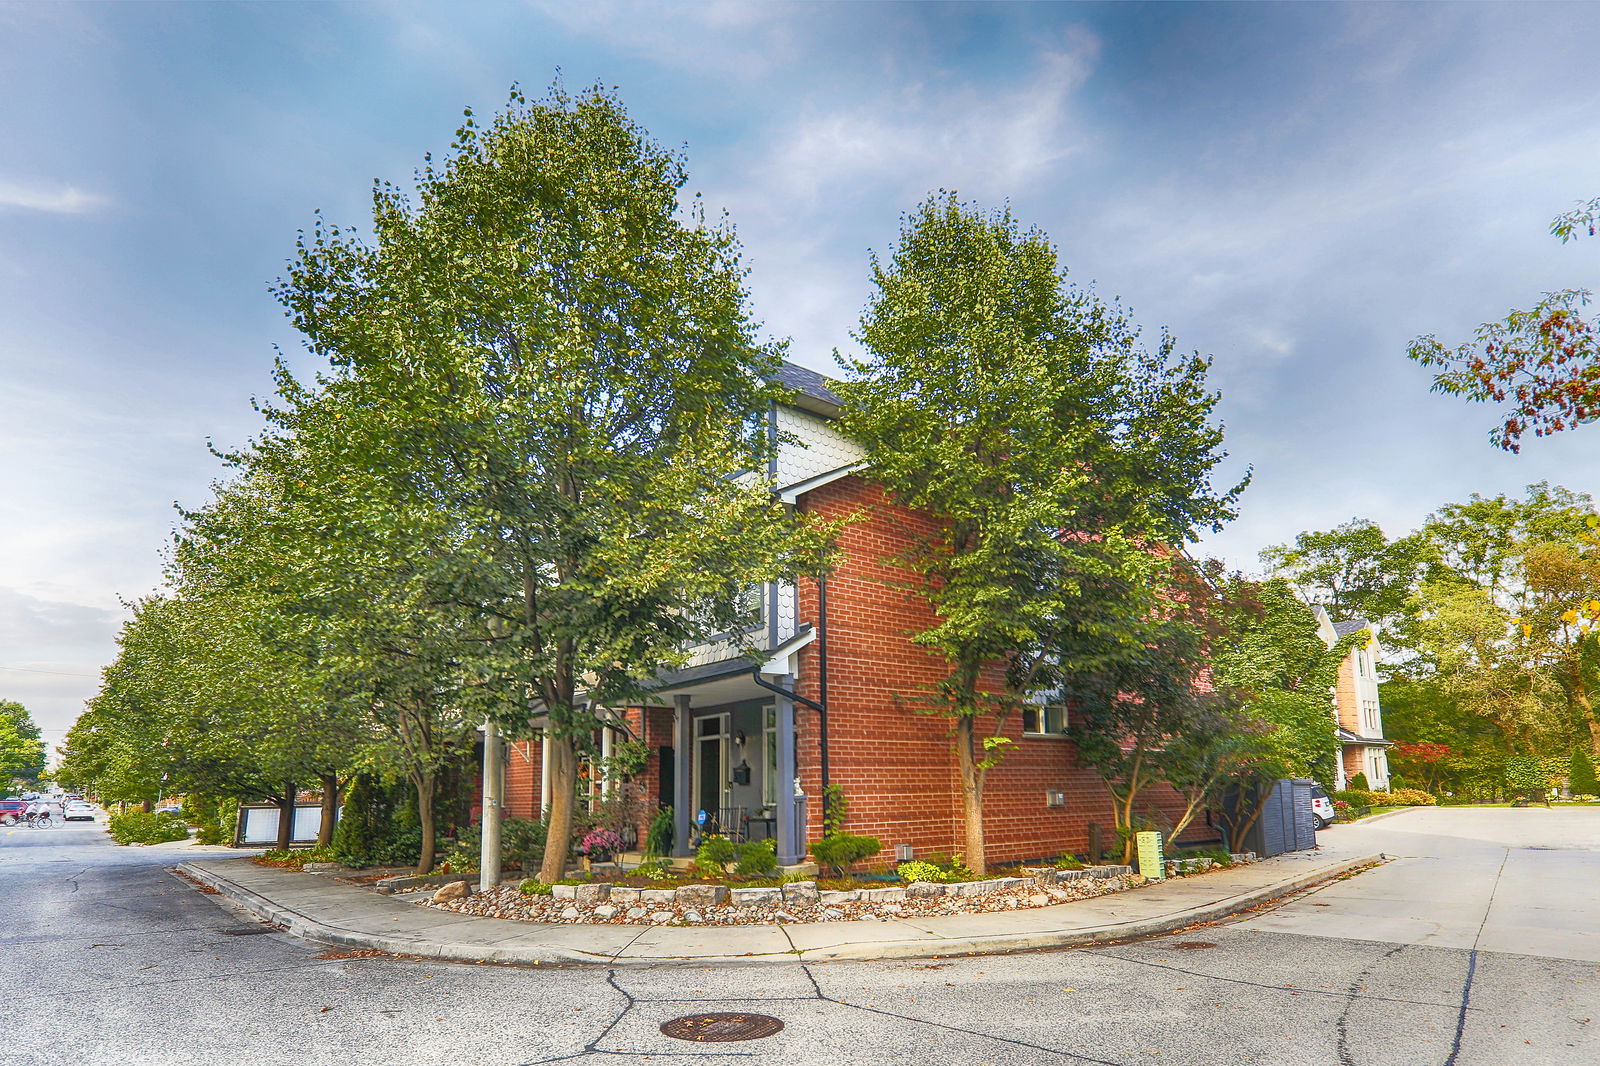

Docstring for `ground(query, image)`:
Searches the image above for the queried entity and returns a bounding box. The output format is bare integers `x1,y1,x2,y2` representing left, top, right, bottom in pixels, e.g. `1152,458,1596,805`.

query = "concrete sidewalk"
175,844,1382,967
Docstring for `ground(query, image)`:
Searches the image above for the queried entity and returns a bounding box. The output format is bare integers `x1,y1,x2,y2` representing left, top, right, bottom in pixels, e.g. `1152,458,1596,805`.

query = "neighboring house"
503,360,1217,866
1314,607,1392,790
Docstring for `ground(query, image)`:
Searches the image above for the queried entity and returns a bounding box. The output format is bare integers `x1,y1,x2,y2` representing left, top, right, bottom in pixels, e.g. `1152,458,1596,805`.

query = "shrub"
734,838,777,876
695,834,737,873
1332,789,1376,807
442,827,481,873
644,805,675,859
810,832,882,876
1569,751,1600,797
502,817,547,870
1372,788,1436,807
107,810,188,846
897,860,946,884
255,844,339,869
1349,772,1371,792
518,879,553,896
1053,852,1084,870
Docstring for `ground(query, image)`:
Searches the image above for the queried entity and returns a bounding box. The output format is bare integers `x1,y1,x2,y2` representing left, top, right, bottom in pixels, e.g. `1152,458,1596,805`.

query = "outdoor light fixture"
732,760,751,786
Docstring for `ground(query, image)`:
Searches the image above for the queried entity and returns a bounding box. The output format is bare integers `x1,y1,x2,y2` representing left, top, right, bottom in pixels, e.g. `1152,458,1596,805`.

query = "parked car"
155,805,185,817
1311,785,1337,829
63,801,97,822
0,799,27,825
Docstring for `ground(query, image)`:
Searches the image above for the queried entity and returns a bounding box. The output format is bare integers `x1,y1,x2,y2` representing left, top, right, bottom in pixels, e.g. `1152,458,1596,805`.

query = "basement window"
1022,703,1068,736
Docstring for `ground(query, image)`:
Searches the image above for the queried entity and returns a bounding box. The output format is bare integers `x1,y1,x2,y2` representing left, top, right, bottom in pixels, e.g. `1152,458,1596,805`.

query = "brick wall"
792,474,1219,866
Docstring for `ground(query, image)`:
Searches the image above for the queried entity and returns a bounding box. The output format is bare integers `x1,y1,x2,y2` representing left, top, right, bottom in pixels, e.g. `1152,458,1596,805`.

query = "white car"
1311,785,1337,830
63,801,97,822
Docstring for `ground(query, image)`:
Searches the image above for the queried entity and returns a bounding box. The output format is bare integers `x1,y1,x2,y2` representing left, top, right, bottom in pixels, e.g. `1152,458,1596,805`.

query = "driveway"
1246,805,1600,963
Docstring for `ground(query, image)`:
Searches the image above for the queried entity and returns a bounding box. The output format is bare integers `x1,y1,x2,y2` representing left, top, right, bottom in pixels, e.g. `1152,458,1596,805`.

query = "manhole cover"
1172,941,1217,950
218,927,274,936
660,1013,784,1042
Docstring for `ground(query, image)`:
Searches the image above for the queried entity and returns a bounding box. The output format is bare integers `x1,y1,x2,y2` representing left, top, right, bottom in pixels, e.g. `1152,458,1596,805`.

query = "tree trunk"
141,799,153,813
539,737,577,884
413,772,436,875
317,773,339,848
276,782,296,851
954,717,988,876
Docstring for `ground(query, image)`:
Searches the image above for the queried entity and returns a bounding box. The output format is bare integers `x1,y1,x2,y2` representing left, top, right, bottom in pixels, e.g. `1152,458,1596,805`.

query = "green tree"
1568,749,1600,797
266,84,832,881
1260,519,1430,627
1408,197,1599,451
0,700,46,789
836,192,1245,873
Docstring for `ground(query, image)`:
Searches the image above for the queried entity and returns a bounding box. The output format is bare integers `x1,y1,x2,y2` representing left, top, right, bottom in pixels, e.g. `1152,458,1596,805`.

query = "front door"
692,713,730,832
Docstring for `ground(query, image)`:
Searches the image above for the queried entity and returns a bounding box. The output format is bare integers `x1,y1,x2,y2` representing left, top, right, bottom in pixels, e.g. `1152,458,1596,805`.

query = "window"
1022,699,1068,735
762,705,777,807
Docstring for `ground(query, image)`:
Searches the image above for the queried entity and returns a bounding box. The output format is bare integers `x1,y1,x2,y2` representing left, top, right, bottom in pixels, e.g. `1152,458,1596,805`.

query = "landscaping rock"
431,880,471,903
610,887,641,903
1021,866,1056,887
552,884,578,900
640,889,675,904
574,883,611,905
1027,892,1051,907
1045,887,1071,902
996,877,1030,892
731,887,782,907
625,906,646,920
858,887,906,902
953,878,1002,897
593,905,617,919
819,889,859,905
675,884,729,908
904,881,945,898
1057,869,1087,882
304,862,344,873
771,910,799,923
781,881,820,906
682,910,703,923
649,910,675,923
560,906,581,920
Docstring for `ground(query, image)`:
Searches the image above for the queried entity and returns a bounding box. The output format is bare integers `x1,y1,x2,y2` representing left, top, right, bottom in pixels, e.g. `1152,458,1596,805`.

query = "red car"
0,799,28,825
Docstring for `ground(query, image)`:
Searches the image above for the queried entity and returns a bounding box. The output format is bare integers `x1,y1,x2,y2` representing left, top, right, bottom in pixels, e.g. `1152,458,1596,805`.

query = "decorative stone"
625,906,647,919
1045,887,1071,902
431,880,471,903
574,883,612,905
675,884,729,907
781,881,820,906
640,889,675,904
593,905,618,919
560,906,581,920
610,887,641,902
858,887,906,902
304,862,344,873
819,889,858,905
1089,865,1119,879
1057,869,1087,881
822,907,845,920
1021,866,1056,887
1027,892,1051,907
904,881,945,898
552,884,578,900
650,910,675,923
953,879,1002,896
771,910,799,923
731,887,782,907
996,877,1030,891
882,903,904,914
682,909,703,923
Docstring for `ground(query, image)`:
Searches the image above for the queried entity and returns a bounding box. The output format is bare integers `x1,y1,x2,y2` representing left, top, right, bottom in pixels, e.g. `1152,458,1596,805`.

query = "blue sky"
4,1,1599,746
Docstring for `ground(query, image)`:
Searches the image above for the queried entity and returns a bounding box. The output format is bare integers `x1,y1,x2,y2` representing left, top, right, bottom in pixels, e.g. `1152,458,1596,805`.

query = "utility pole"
479,719,503,892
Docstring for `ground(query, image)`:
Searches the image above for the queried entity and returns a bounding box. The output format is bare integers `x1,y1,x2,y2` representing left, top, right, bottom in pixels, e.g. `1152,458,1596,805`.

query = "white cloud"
0,178,109,214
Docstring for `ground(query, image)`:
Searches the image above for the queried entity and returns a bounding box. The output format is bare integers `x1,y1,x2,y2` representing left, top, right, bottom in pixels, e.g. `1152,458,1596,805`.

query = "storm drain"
1172,941,1217,950
218,927,275,936
659,1013,784,1042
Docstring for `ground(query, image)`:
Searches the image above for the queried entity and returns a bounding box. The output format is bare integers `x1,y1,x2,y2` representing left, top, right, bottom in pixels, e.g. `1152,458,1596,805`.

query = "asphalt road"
2,809,1596,1066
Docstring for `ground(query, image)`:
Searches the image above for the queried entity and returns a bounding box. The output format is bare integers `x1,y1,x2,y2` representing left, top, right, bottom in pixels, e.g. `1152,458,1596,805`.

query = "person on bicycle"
25,799,56,826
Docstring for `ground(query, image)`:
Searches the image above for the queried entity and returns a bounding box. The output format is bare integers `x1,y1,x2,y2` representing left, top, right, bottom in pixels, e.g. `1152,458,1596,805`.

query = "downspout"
747,573,830,800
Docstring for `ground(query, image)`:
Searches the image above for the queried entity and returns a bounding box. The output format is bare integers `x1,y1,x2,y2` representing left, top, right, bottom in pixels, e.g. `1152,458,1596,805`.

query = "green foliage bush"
108,809,189,845
332,773,422,868
442,826,481,873
695,834,737,873
810,832,882,875
502,817,547,870
1349,772,1371,791
1569,751,1600,797
1332,789,1376,807
518,878,553,896
1053,852,1085,870
1374,788,1437,807
644,805,674,859
734,838,777,876
896,860,946,883
1504,756,1551,802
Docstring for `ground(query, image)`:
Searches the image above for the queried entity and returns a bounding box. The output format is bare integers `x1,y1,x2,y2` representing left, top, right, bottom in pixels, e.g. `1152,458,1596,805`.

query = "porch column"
672,695,693,857
771,674,802,866
600,724,615,799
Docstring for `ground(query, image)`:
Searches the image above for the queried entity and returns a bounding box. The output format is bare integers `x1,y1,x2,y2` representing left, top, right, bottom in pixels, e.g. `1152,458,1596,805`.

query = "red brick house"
502,361,1215,866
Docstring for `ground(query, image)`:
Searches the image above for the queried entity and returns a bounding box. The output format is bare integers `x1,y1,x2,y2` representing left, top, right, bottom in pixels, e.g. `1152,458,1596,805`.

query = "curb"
176,852,1383,968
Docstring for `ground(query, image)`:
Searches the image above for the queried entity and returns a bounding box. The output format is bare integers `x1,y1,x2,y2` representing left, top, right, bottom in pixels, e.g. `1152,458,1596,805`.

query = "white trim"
777,461,867,504
759,628,817,676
